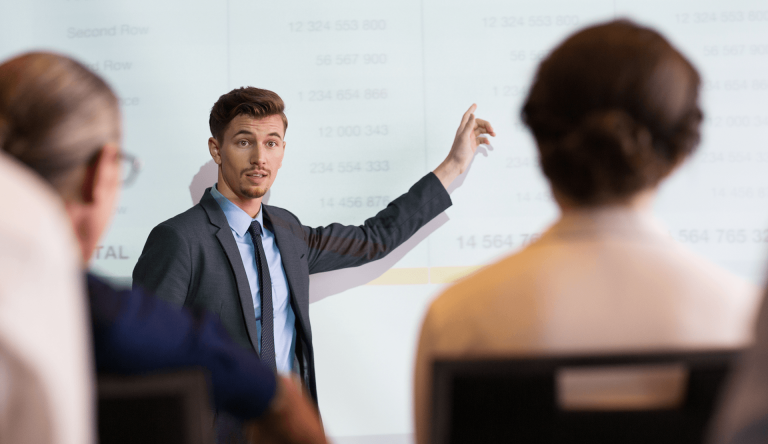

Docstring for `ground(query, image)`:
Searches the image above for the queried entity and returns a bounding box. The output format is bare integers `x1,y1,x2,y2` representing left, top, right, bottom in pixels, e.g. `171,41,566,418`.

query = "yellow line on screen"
366,266,483,286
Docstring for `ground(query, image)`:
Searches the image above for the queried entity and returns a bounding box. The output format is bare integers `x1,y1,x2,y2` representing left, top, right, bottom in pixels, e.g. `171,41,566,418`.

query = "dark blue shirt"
87,273,276,420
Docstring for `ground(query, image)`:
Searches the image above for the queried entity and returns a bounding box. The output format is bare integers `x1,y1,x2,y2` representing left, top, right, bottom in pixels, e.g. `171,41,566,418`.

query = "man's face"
209,113,286,201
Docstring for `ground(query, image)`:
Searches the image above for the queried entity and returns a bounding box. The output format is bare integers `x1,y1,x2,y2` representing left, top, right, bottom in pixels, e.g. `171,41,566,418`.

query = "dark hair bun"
522,20,702,206
540,110,664,205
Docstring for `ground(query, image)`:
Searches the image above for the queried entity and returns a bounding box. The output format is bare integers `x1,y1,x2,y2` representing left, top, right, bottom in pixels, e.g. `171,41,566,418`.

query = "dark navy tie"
247,220,276,371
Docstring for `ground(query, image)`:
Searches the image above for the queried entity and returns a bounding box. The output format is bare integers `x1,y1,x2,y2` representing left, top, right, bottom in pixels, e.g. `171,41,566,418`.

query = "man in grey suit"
132,87,494,402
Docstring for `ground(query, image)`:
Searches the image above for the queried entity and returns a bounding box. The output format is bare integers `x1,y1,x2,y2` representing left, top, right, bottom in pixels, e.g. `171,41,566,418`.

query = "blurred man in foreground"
0,150,90,444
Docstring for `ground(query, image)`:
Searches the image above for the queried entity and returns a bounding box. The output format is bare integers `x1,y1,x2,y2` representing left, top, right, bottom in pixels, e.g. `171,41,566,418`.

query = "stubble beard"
240,183,268,199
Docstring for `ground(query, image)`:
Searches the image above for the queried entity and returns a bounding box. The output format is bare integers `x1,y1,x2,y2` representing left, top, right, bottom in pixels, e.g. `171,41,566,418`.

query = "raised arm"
432,104,496,189
299,105,494,274
301,172,451,274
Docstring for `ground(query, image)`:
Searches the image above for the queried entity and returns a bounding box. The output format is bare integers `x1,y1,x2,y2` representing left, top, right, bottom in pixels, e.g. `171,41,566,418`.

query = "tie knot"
248,220,263,238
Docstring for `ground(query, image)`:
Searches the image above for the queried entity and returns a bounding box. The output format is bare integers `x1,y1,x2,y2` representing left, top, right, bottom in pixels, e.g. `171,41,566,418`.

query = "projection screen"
3,0,768,442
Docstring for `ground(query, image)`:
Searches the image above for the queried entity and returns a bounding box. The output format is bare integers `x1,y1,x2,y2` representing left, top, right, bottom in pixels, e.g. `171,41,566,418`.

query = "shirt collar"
210,184,263,237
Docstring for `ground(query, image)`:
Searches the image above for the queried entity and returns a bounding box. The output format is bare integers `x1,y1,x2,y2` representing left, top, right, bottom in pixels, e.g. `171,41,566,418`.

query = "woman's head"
522,20,702,207
0,52,123,263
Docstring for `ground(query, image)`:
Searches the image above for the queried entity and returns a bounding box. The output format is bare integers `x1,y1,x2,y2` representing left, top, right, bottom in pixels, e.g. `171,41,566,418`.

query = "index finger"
459,104,478,129
461,114,477,139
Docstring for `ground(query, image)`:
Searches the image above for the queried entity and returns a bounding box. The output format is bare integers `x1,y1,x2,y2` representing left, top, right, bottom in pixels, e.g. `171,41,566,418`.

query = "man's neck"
215,182,262,219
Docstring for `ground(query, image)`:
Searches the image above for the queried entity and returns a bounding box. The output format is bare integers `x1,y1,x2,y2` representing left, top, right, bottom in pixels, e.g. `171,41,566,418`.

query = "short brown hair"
0,52,120,195
522,20,702,206
209,87,288,141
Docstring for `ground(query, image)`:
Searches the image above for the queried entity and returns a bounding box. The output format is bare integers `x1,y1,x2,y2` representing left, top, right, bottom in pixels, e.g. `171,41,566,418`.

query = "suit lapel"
200,189,260,351
263,205,311,342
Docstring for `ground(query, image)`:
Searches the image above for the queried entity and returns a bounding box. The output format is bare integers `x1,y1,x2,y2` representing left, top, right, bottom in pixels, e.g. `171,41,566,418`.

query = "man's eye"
267,141,276,147
238,140,249,146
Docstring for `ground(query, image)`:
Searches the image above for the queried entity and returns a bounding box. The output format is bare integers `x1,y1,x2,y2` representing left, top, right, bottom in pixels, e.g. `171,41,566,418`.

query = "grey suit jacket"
132,172,452,401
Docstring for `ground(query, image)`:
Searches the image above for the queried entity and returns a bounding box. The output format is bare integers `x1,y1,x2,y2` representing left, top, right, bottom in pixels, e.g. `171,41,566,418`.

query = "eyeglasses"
120,152,142,187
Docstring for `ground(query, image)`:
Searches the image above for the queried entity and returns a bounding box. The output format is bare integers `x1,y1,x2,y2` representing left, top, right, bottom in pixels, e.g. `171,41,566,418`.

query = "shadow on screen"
308,212,449,303
308,147,489,303
446,143,491,194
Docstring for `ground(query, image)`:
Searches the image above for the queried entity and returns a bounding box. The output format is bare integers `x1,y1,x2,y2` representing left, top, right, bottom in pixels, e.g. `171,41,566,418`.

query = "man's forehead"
227,114,284,138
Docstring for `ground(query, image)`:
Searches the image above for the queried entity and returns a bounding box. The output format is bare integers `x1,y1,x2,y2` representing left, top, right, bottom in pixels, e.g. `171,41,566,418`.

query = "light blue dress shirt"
211,185,296,373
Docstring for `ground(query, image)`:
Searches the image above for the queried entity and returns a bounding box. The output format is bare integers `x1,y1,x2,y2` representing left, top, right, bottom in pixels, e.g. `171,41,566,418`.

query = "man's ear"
80,144,120,204
209,137,222,165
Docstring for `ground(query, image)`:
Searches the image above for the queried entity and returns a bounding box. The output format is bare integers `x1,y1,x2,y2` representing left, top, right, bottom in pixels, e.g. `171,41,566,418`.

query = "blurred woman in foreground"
414,20,761,444
0,52,325,444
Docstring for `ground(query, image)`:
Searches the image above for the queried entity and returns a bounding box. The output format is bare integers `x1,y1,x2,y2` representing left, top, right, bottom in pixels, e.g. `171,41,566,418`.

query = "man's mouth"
245,171,269,184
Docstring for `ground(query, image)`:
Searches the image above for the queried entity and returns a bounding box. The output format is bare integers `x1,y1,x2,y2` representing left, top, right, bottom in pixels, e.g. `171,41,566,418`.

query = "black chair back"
98,370,215,444
431,350,742,444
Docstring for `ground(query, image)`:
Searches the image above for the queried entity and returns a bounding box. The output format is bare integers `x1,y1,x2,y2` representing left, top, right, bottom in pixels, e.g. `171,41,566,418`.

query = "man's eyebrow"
232,129,254,138
230,130,283,139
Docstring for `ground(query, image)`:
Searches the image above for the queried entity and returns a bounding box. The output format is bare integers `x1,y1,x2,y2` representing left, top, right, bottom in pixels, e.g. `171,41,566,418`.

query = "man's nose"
250,147,266,165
